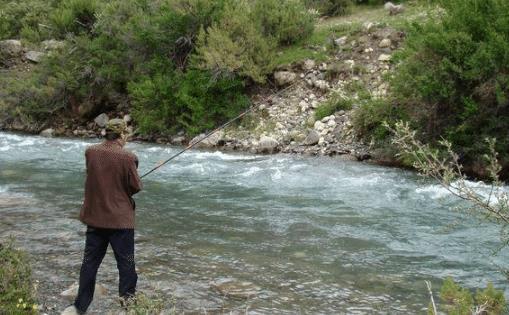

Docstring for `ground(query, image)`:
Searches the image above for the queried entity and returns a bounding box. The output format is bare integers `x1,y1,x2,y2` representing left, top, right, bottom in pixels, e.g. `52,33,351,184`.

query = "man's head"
105,119,128,143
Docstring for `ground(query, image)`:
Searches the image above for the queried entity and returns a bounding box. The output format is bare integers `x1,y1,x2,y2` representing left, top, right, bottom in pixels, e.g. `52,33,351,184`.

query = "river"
0,131,507,314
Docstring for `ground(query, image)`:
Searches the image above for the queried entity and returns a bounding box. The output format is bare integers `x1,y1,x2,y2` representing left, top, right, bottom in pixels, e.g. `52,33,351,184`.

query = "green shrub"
0,239,37,314
253,0,315,45
390,0,509,170
0,0,57,41
435,277,506,315
129,67,250,135
194,0,276,83
305,0,352,16
51,0,99,36
315,93,353,120
353,98,407,142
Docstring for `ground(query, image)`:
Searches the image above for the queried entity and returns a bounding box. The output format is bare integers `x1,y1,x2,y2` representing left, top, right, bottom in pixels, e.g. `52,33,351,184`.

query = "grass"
0,238,38,314
315,92,353,120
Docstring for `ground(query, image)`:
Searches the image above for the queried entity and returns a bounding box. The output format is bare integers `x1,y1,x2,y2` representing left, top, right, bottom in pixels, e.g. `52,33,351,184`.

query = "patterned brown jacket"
79,140,142,229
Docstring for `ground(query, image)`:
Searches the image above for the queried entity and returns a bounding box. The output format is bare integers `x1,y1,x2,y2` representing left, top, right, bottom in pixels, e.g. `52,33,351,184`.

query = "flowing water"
0,131,507,314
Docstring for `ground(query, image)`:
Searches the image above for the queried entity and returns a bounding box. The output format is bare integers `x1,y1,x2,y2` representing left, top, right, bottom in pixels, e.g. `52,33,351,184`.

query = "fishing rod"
140,82,298,179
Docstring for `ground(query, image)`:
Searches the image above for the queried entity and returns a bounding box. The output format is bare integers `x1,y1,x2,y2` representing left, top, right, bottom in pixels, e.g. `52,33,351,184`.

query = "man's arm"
127,157,142,195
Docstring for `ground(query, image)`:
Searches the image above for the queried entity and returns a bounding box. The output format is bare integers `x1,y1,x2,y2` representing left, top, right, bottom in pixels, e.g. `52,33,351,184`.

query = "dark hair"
105,131,121,141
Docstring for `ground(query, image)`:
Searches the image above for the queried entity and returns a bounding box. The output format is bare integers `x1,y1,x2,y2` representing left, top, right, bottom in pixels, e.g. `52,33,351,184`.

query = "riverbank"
0,3,426,168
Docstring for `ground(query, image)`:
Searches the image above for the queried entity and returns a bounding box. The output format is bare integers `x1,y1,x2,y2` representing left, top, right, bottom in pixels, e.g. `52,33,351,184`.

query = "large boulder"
94,113,109,127
257,135,279,153
0,40,22,57
274,71,296,86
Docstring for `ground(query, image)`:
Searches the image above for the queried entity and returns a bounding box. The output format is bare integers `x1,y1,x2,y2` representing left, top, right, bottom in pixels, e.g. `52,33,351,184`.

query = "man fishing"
63,119,142,314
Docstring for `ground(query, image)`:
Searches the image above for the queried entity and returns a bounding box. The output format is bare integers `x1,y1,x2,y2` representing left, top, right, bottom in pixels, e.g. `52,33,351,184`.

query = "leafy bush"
436,277,506,315
252,0,315,45
315,93,353,120
305,0,352,16
0,240,37,314
51,0,99,36
389,0,509,172
0,0,57,41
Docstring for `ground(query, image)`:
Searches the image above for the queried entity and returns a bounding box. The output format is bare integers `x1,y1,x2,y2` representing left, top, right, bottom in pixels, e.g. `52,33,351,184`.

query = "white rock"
334,36,348,46
364,47,374,53
311,100,319,109
24,51,45,63
123,114,132,123
345,60,355,69
309,94,316,100
314,80,329,91
327,120,337,128
274,71,297,86
190,131,224,148
378,54,392,62
379,38,392,48
0,39,22,57
40,128,54,137
303,59,315,71
363,22,375,32
61,282,107,300
42,39,65,51
94,113,109,127
314,121,326,131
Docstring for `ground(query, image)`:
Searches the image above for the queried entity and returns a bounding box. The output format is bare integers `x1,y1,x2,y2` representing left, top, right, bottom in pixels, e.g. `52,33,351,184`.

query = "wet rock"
211,278,260,300
190,131,224,148
171,136,186,146
40,128,54,137
258,135,279,153
24,51,45,63
0,39,22,57
379,38,392,48
61,282,107,300
304,130,320,146
94,113,109,127
274,71,297,86
378,54,392,62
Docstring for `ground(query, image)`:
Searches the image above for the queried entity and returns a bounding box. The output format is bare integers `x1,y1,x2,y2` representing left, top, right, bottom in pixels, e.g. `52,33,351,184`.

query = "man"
63,119,142,314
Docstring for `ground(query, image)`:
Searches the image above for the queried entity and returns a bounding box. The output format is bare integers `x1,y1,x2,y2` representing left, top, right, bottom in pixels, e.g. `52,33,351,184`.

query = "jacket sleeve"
127,156,142,195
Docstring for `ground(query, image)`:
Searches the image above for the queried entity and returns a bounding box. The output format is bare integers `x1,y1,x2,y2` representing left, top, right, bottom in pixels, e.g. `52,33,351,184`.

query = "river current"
0,132,507,314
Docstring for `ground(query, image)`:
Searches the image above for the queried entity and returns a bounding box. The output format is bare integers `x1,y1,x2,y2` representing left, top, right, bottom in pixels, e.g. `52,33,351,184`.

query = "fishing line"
140,82,298,179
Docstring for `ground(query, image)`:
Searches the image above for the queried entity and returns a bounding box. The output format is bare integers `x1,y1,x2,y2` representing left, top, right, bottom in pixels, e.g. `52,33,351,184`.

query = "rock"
257,135,279,153
24,51,44,63
61,282,107,300
0,39,22,57
40,128,54,137
123,114,132,123
327,120,337,128
94,113,109,127
334,36,348,46
274,71,297,86
362,22,375,33
171,136,186,146
302,59,315,71
385,2,405,15
314,80,329,91
42,39,65,51
211,278,260,300
61,305,80,315
190,131,224,148
299,100,309,112
378,54,392,62
303,130,320,146
314,121,326,131
379,38,392,48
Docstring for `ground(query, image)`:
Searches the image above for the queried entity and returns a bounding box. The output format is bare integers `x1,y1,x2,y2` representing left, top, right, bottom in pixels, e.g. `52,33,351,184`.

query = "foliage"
0,0,58,41
353,98,407,142
389,0,509,172
130,68,250,135
315,93,352,120
0,239,37,314
124,292,170,315
427,278,506,315
252,0,315,45
51,0,98,37
305,0,353,16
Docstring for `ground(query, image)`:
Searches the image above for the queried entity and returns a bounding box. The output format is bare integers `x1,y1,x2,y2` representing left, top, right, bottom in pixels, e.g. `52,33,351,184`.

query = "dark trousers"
74,226,137,313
